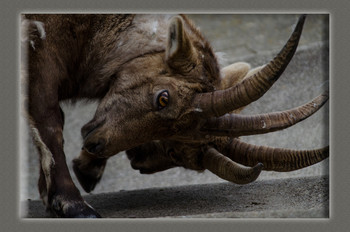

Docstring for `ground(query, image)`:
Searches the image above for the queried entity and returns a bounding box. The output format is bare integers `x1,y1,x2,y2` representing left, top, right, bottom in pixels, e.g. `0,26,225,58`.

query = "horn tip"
298,14,307,23
295,15,306,30
255,162,264,171
253,163,264,176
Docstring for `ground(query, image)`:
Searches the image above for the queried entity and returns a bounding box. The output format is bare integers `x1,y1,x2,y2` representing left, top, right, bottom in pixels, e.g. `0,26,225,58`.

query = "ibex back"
22,14,328,218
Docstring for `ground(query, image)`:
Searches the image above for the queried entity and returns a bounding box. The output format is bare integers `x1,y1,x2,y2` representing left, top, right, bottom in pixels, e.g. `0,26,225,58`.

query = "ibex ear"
166,16,196,72
220,62,264,114
219,62,251,90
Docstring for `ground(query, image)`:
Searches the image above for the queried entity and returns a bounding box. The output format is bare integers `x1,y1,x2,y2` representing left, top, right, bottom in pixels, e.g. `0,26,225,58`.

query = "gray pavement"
24,176,329,218
20,14,329,218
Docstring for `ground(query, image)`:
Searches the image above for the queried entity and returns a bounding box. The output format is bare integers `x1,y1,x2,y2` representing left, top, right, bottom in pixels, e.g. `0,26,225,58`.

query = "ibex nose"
81,119,105,140
83,138,106,155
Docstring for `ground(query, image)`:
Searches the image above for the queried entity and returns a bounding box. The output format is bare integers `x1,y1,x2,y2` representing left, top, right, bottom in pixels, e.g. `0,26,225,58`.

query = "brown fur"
23,14,223,217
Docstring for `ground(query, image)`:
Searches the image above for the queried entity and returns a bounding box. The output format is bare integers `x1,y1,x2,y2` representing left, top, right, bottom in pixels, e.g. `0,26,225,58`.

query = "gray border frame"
1,0,349,231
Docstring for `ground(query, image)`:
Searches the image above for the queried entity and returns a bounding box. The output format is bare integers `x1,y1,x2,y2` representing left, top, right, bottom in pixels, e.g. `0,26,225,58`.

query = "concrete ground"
20,14,329,218
25,176,329,218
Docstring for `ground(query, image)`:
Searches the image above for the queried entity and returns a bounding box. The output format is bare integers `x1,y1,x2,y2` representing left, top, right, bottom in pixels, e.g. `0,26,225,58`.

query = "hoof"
51,197,101,218
72,158,106,193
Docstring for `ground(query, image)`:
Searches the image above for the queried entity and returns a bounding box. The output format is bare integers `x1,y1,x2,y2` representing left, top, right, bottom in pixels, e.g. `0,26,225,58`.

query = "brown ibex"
22,14,328,218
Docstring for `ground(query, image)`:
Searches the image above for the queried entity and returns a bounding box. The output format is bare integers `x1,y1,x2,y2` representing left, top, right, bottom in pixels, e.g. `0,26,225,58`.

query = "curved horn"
202,147,263,184
226,138,329,172
193,15,306,117
201,91,328,137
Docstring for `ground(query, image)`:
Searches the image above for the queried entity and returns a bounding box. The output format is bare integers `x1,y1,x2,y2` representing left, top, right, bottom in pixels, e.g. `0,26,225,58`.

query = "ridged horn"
200,91,328,137
193,15,306,117
226,138,329,172
202,147,263,184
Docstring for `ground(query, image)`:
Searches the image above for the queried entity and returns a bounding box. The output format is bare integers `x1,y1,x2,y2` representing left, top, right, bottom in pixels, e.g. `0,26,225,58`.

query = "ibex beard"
21,14,329,218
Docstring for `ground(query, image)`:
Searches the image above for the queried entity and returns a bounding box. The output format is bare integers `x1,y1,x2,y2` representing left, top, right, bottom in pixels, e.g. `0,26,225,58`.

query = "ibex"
22,14,328,218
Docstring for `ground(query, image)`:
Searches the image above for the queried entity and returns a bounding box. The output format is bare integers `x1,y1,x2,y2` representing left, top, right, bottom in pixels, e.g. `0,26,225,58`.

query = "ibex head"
81,14,328,183
81,15,221,156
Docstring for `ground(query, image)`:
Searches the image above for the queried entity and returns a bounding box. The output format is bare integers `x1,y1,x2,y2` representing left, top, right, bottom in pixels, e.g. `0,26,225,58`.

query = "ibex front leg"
28,92,100,218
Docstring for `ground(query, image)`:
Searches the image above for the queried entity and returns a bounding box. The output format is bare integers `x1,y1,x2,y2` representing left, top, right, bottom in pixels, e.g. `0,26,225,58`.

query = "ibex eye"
156,90,170,110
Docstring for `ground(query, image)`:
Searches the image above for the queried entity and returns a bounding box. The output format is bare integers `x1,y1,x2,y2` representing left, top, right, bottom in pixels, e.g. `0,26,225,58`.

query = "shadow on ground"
24,176,329,218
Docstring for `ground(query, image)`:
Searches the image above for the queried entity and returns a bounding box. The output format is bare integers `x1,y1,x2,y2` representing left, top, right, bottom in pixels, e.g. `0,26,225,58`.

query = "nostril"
81,119,105,139
84,139,106,155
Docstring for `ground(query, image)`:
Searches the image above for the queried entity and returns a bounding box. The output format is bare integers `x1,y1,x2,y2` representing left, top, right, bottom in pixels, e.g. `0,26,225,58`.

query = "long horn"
225,138,329,172
193,15,306,117
202,147,263,184
200,91,328,137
